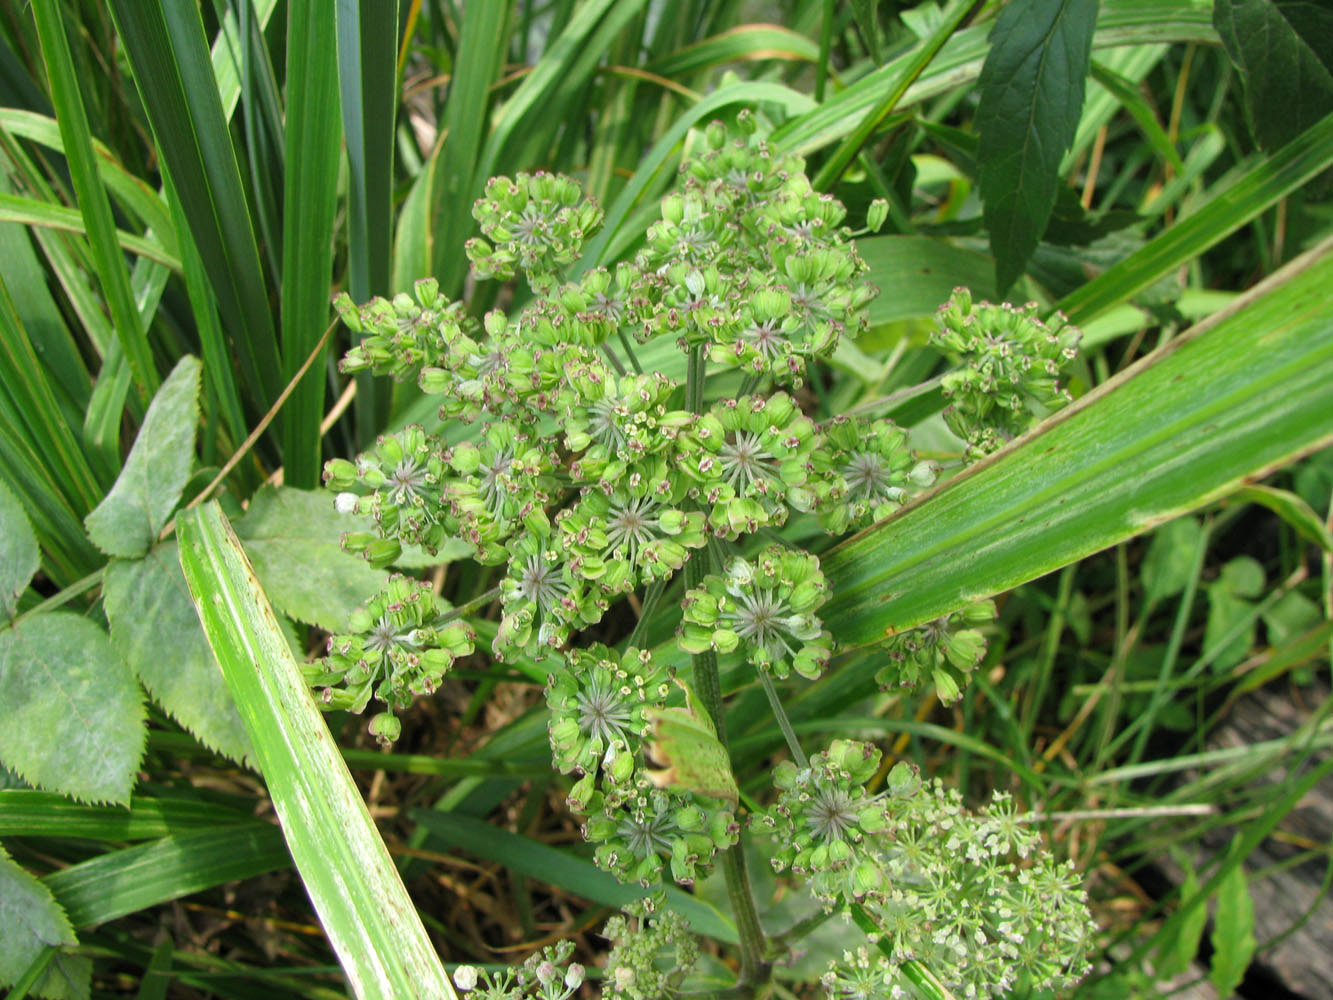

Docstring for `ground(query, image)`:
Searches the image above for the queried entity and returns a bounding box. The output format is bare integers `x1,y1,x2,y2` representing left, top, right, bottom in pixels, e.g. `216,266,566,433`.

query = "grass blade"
281,0,341,487
1056,110,1333,324
32,0,157,399
177,502,455,1000
108,0,283,409
821,241,1333,648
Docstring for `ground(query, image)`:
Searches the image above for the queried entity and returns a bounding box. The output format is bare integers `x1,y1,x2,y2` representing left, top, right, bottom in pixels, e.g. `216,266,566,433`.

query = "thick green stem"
685,343,769,994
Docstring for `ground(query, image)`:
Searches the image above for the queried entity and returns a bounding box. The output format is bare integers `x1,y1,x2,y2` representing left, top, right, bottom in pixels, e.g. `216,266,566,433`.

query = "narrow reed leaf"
32,0,158,398
1056,110,1333,324
281,0,342,487
177,503,455,999
107,0,283,408
0,193,179,271
42,824,289,929
0,790,251,841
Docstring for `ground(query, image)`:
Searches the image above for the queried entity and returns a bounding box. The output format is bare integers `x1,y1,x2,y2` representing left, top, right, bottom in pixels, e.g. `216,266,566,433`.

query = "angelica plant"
320,114,1093,998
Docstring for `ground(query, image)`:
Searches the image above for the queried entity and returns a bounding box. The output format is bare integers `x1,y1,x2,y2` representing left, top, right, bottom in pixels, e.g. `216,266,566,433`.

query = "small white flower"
452,965,478,991
334,492,359,515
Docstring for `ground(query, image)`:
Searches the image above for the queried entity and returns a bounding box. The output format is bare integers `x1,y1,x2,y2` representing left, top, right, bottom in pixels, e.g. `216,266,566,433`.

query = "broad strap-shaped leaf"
0,612,145,805
821,243,1333,648
0,844,90,1000
231,486,390,631
177,502,455,1000
103,543,253,767
84,355,201,558
0,476,38,622
1215,0,1333,156
976,0,1099,293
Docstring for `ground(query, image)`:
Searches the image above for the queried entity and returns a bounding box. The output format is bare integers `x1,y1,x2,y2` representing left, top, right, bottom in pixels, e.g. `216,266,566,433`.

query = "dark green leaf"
0,844,89,1000
84,356,200,558
279,0,342,489
0,612,145,805
849,0,884,64
976,0,1099,292
0,477,38,623
42,825,288,929
0,790,251,841
231,486,389,631
1215,0,1333,156
103,543,253,767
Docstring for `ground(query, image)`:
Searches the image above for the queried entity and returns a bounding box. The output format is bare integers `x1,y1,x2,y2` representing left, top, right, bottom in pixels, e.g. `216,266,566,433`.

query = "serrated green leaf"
1141,517,1205,605
84,356,201,559
0,844,90,1000
1155,863,1208,979
231,486,390,631
0,477,38,622
977,0,1099,293
0,612,145,805
1208,855,1256,997
103,543,253,768
1215,0,1333,158
177,502,455,999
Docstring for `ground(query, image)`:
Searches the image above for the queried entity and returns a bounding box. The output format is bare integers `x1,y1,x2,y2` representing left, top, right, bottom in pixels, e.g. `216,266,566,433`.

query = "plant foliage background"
1,0,1332,998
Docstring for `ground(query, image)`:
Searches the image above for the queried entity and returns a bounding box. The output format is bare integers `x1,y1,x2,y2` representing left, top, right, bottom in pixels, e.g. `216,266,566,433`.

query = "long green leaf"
0,193,180,270
821,242,1333,648
0,790,250,841
42,824,289,929
281,0,342,487
32,0,158,399
177,502,455,1000
107,0,283,408
428,2,509,292
411,810,739,944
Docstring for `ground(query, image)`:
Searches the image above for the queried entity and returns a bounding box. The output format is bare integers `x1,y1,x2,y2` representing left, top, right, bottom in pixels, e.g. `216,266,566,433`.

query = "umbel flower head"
931,287,1082,459
334,277,473,381
452,939,585,1000
323,425,451,565
546,645,671,780
756,740,915,902
875,599,997,703
679,544,832,680
813,415,938,534
466,171,604,291
603,906,700,999
583,784,738,888
304,575,474,744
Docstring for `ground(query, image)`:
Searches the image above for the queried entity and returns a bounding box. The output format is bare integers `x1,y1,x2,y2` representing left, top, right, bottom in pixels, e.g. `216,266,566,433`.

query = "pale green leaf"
1155,863,1208,979
103,544,253,768
177,502,455,999
231,486,390,631
0,844,89,1000
0,477,39,622
84,356,201,559
0,612,145,805
1233,483,1333,552
1208,858,1256,997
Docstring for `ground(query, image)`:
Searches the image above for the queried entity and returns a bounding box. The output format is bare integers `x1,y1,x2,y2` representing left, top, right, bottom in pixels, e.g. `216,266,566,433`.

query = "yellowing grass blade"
177,502,455,1000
